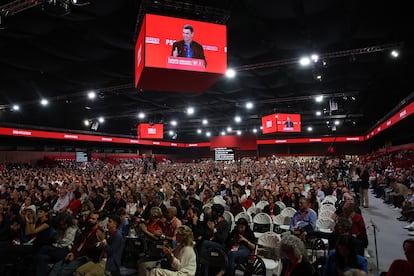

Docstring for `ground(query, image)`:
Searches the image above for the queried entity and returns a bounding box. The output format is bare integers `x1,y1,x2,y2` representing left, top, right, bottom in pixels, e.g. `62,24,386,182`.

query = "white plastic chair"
235,211,253,230
316,217,335,233
323,195,337,204
247,206,258,217
318,210,335,220
319,204,336,214
275,201,286,210
223,210,235,231
256,232,281,276
255,200,269,212
281,207,296,218
253,212,272,238
273,214,291,233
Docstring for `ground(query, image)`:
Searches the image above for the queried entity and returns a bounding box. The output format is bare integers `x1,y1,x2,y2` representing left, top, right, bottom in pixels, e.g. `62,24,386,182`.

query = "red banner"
366,101,414,140
137,124,164,139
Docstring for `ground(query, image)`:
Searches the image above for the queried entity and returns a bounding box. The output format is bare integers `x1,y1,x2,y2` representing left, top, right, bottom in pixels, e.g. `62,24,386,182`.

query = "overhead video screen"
276,113,301,132
144,14,227,74
137,123,164,139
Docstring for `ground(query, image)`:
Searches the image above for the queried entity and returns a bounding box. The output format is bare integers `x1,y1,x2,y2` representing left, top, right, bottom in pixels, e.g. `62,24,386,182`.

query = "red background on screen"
137,124,164,139
144,14,227,74
276,113,301,132
261,114,277,134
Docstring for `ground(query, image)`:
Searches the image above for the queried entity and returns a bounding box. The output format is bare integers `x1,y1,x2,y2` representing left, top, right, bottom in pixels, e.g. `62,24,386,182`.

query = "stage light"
206,131,211,137
84,120,90,126
227,127,232,132
315,95,323,102
221,131,226,135
197,129,202,134
299,56,311,66
391,50,399,58
98,117,105,123
40,99,49,106
138,112,145,119
88,91,96,99
187,107,194,115
307,126,313,132
245,102,253,109
311,54,319,63
316,111,322,116
202,119,208,125
225,68,236,78
12,105,20,111
236,130,242,135
234,116,241,123
252,128,257,133
171,120,177,126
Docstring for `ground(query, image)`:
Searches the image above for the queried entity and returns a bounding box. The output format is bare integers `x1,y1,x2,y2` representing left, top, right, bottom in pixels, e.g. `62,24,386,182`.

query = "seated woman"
149,225,197,276
263,194,281,218
279,235,314,276
323,235,368,275
225,218,256,276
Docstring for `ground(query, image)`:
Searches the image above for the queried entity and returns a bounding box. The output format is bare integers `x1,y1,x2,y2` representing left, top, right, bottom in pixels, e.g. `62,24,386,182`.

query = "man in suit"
171,24,206,66
285,116,294,128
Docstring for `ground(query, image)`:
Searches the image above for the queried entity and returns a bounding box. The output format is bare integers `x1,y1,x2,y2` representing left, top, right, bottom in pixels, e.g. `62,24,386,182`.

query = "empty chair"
223,210,235,231
281,207,296,218
253,213,272,238
255,200,269,212
235,212,253,230
275,201,286,211
272,214,290,233
318,209,335,220
316,217,335,233
320,204,336,214
256,232,281,276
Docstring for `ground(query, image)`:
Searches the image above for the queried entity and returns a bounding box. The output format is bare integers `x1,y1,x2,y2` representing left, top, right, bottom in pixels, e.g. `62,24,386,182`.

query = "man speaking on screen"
172,24,207,67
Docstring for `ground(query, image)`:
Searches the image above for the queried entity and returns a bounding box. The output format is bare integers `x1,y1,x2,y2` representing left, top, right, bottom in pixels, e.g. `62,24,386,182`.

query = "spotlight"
12,105,20,111
187,107,194,115
315,95,323,102
252,128,257,133
245,102,253,109
40,99,49,106
234,116,241,123
84,120,90,126
316,111,322,116
299,56,311,66
197,129,202,134
206,131,211,137
225,69,236,78
88,91,96,99
171,120,177,126
311,54,319,63
98,117,105,123
307,126,313,132
138,112,145,119
227,127,232,132
391,50,399,58
202,119,208,125
236,130,242,135
334,120,340,125
169,130,174,136
221,131,226,136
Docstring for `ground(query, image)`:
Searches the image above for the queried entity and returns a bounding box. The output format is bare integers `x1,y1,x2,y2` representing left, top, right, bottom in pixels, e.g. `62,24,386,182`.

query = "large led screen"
137,124,164,139
261,114,277,134
276,113,301,132
144,14,227,74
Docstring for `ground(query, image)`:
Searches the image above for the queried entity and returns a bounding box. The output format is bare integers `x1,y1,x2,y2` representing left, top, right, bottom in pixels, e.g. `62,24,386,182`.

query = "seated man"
75,214,125,276
49,211,105,276
289,197,317,240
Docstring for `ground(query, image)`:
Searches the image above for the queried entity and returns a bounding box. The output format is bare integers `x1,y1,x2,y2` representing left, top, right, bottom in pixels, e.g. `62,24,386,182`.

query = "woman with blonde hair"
149,225,197,276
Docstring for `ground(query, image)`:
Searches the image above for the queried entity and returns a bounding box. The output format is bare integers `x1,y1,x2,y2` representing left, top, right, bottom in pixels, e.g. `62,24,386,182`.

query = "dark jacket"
105,229,124,275
171,40,206,66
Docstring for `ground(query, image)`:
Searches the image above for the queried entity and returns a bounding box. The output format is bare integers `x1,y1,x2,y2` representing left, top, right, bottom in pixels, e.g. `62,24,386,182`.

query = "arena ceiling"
0,0,412,143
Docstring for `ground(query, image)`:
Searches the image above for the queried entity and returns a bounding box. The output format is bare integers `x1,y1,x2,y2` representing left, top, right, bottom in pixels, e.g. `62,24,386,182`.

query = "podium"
166,56,206,72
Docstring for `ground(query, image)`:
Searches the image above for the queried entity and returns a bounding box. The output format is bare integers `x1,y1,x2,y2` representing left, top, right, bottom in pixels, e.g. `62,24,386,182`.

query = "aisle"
360,189,409,274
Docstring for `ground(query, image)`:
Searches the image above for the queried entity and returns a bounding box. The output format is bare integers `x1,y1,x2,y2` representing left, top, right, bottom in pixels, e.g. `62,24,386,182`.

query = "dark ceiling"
0,0,412,143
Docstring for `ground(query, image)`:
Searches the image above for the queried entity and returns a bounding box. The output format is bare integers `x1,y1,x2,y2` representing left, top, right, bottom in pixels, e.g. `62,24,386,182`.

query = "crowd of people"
0,152,412,276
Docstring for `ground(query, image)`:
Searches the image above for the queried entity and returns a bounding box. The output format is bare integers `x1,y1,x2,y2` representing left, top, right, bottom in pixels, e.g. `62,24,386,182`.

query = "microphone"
370,219,380,232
